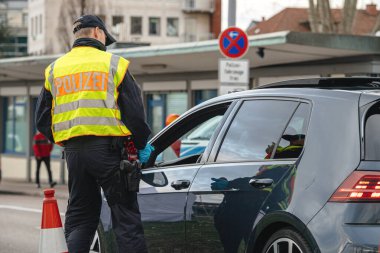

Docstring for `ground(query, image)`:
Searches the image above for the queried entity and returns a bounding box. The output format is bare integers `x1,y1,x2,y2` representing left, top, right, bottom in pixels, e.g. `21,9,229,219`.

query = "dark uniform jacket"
35,38,151,150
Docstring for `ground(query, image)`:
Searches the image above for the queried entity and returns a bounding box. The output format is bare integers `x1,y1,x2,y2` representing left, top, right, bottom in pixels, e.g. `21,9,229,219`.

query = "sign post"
218,27,250,95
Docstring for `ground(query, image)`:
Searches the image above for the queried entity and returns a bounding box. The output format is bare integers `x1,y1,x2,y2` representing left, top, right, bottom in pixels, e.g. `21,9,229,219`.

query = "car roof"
191,78,380,113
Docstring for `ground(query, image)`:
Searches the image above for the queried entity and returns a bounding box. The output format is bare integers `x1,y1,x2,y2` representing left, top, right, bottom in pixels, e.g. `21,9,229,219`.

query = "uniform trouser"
35,156,53,185
63,136,147,253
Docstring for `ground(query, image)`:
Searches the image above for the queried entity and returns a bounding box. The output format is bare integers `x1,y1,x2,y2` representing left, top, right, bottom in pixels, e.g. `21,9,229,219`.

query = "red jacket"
33,133,53,157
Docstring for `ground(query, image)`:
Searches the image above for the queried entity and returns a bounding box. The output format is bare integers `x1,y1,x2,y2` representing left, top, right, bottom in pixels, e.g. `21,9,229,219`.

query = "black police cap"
73,15,116,46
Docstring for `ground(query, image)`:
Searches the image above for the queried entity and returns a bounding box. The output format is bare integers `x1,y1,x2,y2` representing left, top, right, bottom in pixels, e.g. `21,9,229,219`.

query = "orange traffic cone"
39,189,68,253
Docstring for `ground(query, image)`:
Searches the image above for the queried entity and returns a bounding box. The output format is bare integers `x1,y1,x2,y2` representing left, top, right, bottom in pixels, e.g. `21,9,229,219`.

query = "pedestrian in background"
32,131,56,188
35,15,153,253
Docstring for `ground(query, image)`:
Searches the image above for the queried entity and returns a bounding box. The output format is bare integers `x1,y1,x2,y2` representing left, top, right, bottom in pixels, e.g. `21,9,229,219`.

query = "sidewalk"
0,179,69,199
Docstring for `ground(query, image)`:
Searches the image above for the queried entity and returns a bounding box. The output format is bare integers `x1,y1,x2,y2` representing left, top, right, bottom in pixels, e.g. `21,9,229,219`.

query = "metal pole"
26,86,32,182
228,0,236,27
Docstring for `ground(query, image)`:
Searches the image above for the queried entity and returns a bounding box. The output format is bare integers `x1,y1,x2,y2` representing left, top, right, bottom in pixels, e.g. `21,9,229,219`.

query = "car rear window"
365,102,380,160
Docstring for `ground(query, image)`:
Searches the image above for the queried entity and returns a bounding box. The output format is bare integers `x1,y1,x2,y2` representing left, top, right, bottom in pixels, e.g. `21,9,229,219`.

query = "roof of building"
248,6,380,36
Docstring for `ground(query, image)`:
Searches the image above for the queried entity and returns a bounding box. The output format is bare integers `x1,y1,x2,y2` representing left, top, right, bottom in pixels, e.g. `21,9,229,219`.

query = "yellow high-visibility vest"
44,46,132,143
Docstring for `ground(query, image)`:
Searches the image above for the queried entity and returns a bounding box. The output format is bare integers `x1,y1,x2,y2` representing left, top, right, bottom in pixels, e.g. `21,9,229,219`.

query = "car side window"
274,103,311,159
152,103,231,167
158,115,223,163
216,100,299,162
364,102,380,160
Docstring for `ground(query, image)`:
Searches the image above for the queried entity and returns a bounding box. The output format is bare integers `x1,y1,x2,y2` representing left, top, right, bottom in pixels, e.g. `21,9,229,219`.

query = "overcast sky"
221,0,377,30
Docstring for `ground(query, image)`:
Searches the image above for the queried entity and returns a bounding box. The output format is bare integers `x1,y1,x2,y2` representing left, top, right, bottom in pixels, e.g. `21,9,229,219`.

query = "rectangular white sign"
219,59,249,84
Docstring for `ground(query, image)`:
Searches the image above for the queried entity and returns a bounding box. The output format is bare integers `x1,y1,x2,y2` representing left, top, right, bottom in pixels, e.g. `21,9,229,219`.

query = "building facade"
28,0,221,55
0,0,28,58
2,32,380,183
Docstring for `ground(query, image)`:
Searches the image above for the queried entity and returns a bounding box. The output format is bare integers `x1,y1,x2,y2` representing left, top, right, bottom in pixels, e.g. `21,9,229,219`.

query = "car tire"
261,228,312,253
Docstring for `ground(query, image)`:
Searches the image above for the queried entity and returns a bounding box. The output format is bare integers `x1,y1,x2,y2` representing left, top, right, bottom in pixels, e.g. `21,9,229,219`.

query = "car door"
139,101,234,252
186,99,311,253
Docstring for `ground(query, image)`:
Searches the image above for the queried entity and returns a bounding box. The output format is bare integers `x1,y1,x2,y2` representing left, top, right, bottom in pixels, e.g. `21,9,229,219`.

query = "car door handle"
171,180,191,190
249,178,274,189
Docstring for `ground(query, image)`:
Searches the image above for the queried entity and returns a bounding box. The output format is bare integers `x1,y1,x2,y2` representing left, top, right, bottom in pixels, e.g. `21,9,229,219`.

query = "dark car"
94,78,380,253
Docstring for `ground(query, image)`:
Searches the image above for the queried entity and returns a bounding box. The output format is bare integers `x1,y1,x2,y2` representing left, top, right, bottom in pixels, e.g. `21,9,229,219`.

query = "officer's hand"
211,177,229,190
138,143,155,164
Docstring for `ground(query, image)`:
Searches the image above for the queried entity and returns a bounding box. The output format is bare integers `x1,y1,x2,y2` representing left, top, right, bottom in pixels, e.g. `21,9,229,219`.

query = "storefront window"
3,97,27,154
147,92,188,135
193,89,218,105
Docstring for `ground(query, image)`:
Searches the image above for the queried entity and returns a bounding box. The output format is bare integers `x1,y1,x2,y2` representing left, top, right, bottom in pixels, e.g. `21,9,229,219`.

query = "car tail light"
329,171,380,202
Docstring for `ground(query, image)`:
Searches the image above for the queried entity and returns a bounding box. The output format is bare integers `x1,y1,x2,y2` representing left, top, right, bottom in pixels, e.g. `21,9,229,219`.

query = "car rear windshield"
365,102,380,160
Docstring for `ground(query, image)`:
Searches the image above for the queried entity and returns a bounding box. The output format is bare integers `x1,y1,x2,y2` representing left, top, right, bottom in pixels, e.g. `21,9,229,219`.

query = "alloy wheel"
265,238,303,253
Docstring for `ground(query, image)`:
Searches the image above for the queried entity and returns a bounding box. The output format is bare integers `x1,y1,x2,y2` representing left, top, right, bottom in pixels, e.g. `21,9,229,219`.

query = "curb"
0,180,69,199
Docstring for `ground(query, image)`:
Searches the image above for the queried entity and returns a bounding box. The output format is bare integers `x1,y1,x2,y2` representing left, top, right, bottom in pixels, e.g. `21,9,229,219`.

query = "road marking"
0,205,65,216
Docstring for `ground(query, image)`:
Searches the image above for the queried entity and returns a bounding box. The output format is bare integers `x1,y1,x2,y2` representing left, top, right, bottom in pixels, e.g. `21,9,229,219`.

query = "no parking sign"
218,27,249,59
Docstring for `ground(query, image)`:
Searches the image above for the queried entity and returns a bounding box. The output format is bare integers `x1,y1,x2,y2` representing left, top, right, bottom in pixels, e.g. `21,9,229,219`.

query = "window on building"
149,17,161,36
111,15,124,35
31,17,34,37
131,16,142,35
3,97,28,154
185,0,195,9
39,14,42,34
18,36,27,44
167,17,179,37
34,16,37,36
216,100,299,162
112,16,124,26
0,13,6,24
22,13,28,27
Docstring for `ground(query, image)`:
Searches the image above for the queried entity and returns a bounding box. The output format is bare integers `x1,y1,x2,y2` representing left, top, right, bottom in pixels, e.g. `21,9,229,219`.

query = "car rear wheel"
262,228,312,253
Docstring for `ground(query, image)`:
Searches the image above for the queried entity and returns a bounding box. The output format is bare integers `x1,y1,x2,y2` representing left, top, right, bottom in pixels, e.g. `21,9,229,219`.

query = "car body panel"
139,165,200,252
186,161,295,252
308,203,380,253
97,80,380,253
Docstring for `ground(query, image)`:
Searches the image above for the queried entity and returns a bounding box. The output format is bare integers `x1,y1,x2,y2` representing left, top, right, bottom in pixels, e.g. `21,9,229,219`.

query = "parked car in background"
95,78,380,253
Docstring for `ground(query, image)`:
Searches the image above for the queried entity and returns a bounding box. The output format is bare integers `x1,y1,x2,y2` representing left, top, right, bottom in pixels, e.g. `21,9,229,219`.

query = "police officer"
35,15,153,253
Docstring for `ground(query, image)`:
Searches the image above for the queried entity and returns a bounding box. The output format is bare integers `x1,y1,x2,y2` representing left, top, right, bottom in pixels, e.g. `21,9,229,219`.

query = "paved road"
0,192,67,253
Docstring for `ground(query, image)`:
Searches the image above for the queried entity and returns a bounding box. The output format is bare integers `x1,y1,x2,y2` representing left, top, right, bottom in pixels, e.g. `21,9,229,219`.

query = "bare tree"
308,0,319,32
308,0,358,34
371,14,380,35
341,0,357,34
0,20,11,43
57,0,95,53
0,20,12,58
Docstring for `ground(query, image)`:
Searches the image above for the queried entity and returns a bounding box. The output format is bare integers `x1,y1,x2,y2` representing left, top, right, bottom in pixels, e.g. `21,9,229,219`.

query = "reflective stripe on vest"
53,117,122,132
45,47,131,143
52,54,118,114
